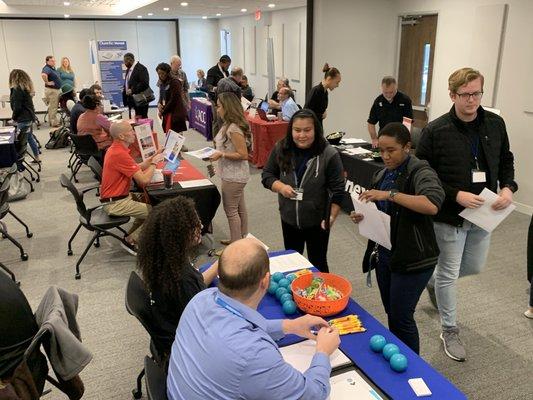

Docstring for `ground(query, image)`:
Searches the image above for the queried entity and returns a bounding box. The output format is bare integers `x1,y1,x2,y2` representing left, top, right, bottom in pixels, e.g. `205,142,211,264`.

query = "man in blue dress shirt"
279,87,300,121
167,238,340,400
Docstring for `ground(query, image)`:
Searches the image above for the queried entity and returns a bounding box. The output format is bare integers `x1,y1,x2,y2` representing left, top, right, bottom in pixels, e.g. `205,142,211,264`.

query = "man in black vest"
122,53,150,118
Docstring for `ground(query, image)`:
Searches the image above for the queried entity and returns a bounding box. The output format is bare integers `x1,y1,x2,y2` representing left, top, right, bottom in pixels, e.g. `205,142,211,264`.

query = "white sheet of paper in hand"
164,130,186,163
279,340,352,374
185,147,217,159
459,188,515,232
351,194,392,250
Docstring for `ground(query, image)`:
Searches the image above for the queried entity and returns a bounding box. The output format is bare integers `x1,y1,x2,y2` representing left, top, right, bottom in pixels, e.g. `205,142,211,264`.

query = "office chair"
144,356,168,400
0,260,17,284
87,156,103,196
68,133,100,183
59,173,130,279
14,126,40,191
125,271,167,399
0,177,32,262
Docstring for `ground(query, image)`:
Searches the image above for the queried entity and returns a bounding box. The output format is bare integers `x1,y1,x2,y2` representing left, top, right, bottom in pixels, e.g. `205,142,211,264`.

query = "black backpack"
45,126,70,149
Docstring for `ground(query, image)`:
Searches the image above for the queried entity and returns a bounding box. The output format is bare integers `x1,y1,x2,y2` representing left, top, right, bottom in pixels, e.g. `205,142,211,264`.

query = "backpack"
45,126,70,149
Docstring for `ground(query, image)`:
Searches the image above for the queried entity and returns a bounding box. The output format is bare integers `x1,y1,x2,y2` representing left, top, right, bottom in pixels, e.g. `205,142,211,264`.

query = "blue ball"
279,293,293,304
268,281,279,295
275,287,288,299
369,335,387,353
272,272,285,282
282,300,297,315
389,353,408,372
382,343,400,361
278,278,290,289
286,273,297,282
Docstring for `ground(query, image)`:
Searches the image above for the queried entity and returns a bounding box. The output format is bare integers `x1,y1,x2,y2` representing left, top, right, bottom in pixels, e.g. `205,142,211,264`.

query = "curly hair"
137,196,202,296
9,69,34,94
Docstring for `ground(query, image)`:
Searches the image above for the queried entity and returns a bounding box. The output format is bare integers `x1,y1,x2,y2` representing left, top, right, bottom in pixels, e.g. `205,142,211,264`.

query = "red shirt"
100,141,140,199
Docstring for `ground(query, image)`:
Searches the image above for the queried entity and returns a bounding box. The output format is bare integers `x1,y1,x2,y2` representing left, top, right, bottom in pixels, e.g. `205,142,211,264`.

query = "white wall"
218,7,307,105
313,0,532,213
179,19,220,86
0,19,177,111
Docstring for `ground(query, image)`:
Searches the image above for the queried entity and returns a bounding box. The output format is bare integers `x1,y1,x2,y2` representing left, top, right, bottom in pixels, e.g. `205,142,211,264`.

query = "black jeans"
281,220,330,272
375,248,434,354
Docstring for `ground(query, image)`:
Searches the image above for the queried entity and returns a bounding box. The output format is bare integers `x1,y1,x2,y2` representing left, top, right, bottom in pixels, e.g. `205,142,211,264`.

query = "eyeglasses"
456,91,483,100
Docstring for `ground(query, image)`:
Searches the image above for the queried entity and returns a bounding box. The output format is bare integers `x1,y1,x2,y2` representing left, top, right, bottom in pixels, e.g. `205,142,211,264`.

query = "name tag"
291,188,304,201
399,103,405,106
378,102,382,107
472,170,486,183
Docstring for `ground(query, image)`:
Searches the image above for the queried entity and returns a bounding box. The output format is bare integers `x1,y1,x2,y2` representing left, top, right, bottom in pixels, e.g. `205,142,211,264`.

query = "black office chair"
0,177,32,262
144,356,168,400
59,173,130,279
68,133,100,183
14,127,39,192
125,271,167,399
86,156,103,196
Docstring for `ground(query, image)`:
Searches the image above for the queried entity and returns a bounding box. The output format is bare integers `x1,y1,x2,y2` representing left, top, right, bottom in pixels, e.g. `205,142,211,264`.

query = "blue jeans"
429,221,491,328
17,121,39,157
375,248,435,354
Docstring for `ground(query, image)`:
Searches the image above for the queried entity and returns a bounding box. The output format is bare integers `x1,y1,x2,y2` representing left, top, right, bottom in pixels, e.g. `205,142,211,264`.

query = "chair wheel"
36,178,40,182
27,232,33,238
94,242,100,248
75,273,81,280
132,389,142,399
21,253,28,261
67,249,73,256
30,187,34,192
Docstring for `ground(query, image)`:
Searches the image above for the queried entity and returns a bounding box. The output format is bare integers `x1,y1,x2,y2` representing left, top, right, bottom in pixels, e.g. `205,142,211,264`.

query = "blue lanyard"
215,296,245,319
470,136,480,169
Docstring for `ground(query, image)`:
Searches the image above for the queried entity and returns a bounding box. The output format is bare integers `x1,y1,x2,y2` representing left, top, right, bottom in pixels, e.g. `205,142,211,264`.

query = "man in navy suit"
122,53,150,118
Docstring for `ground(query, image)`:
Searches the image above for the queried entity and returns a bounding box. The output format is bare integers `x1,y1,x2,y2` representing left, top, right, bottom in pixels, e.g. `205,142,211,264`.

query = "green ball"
282,300,297,315
279,293,293,304
268,281,279,295
275,287,288,299
272,272,284,282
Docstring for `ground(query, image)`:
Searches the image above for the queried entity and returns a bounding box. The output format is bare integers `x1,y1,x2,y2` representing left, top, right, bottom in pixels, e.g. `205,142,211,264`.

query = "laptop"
257,107,277,122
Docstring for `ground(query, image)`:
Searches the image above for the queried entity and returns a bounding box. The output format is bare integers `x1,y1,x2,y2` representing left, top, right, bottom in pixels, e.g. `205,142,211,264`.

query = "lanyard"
470,136,481,169
215,296,245,319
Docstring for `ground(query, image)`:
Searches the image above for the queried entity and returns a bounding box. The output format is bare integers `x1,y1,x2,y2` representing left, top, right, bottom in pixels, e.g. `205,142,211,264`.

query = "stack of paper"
343,147,372,156
179,179,213,188
341,138,367,145
279,340,353,374
351,194,391,250
269,252,314,274
328,370,384,400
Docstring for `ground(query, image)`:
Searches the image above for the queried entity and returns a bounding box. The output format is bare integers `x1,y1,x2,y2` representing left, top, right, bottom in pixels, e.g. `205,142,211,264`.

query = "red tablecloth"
246,114,288,168
154,158,206,183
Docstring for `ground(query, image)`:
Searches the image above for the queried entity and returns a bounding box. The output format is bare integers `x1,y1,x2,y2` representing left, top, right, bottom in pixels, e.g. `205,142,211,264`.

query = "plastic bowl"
291,273,352,317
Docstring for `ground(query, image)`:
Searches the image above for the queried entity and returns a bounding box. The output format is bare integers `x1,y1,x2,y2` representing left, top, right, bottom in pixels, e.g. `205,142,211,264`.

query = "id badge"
472,169,487,183
293,188,304,201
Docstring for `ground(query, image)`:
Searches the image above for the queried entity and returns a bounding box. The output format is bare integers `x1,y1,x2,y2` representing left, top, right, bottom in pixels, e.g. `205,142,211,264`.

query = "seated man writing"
100,120,163,253
167,238,340,400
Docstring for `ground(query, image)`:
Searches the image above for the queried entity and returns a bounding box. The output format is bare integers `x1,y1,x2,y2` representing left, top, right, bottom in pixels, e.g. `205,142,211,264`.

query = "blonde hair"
59,57,73,73
9,69,34,94
217,92,251,144
197,69,205,78
448,67,484,93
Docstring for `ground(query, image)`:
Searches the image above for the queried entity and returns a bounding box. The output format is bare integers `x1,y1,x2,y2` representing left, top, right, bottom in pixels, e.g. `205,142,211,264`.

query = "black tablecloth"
146,183,221,234
339,150,384,212
0,144,17,168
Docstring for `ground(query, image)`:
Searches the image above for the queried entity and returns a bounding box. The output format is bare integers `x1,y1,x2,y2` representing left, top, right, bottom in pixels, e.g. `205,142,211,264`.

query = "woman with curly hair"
137,196,218,358
209,91,251,245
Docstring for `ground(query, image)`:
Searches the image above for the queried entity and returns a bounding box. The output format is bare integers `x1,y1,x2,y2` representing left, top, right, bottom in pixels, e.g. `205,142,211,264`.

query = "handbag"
132,87,155,107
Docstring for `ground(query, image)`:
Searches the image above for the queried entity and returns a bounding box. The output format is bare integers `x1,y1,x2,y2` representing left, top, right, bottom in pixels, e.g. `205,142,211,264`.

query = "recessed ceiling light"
241,8,247,12
64,14,70,18
202,16,207,19
137,15,142,18
180,2,188,6
163,7,169,11
268,3,276,8
63,1,70,6
147,13,153,16
216,13,221,16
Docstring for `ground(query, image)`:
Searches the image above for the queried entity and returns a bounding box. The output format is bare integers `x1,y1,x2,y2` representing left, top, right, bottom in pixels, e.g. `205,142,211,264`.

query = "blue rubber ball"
282,300,297,315
369,335,387,353
279,293,293,304
382,343,400,360
272,272,285,282
389,353,408,372
275,287,288,299
278,278,290,289
268,281,279,295
286,274,297,282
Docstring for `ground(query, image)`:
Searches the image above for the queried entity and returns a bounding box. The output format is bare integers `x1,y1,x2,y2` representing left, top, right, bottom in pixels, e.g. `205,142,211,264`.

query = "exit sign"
255,10,261,21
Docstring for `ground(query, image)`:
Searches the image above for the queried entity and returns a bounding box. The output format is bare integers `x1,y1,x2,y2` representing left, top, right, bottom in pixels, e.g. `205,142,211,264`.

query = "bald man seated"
166,238,341,400
99,120,163,253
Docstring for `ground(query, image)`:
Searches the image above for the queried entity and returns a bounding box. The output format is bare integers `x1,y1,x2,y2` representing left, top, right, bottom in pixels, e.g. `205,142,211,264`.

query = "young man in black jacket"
417,67,517,362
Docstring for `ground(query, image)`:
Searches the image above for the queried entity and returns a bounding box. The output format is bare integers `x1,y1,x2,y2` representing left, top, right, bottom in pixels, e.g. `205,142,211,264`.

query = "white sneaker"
120,242,137,256
524,309,533,319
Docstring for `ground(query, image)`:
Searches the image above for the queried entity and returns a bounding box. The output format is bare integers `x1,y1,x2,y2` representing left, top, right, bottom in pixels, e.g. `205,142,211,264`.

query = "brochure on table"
163,130,186,163
134,123,157,161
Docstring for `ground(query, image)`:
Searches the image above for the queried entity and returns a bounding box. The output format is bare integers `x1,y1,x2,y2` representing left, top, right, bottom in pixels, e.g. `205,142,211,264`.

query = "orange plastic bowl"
291,273,352,317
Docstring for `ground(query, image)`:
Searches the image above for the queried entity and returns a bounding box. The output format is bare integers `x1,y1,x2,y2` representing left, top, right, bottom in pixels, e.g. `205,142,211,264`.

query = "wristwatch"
389,189,399,200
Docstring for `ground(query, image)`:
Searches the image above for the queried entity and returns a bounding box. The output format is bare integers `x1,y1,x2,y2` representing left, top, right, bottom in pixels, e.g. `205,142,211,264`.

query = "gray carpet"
2,112,532,399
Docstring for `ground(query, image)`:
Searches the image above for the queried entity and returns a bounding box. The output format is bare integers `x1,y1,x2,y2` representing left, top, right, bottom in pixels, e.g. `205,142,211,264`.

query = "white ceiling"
0,0,307,18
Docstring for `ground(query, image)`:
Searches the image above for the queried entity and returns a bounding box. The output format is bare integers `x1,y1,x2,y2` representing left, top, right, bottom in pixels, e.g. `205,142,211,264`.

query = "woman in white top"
210,92,251,245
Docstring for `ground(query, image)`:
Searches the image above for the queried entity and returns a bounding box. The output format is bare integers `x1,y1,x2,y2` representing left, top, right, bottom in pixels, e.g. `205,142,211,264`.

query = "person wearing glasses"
416,67,517,362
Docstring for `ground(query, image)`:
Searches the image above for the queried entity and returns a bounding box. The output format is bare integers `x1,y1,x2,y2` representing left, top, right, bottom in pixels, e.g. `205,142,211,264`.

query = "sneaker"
524,309,533,319
440,328,466,361
120,242,137,256
426,284,438,309
220,239,231,245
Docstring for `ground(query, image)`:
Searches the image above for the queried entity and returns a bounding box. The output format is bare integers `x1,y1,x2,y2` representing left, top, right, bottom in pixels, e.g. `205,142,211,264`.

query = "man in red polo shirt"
100,120,163,253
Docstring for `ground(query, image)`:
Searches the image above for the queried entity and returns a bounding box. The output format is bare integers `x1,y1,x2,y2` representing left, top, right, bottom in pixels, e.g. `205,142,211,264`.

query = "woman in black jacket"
261,109,345,272
351,122,444,354
9,69,40,163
